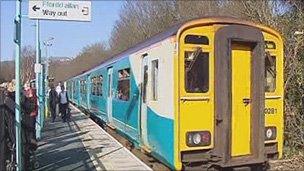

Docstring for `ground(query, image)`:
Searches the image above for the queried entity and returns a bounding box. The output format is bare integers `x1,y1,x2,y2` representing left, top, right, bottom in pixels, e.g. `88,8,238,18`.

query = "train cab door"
140,54,150,147
107,67,114,125
230,43,252,156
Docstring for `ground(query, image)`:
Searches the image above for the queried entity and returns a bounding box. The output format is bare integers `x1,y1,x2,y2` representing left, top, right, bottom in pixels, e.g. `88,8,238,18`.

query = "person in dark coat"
23,82,38,141
22,82,38,170
49,84,58,122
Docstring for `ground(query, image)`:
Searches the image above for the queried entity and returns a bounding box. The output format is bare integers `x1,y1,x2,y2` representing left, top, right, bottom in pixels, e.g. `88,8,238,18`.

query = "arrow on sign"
82,7,89,15
32,5,40,12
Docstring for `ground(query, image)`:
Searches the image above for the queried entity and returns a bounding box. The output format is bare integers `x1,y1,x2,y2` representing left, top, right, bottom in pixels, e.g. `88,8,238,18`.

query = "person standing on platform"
49,84,58,122
23,82,38,141
59,84,69,122
55,82,62,116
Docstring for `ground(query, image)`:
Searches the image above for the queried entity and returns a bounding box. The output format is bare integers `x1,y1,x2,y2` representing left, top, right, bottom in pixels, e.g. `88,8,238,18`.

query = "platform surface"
35,105,152,171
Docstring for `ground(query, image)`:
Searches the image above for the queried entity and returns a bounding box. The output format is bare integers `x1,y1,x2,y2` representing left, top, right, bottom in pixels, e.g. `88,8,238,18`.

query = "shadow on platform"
35,113,96,171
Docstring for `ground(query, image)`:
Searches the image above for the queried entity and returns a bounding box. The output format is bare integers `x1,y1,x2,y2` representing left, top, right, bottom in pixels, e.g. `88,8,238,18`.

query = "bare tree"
0,46,36,84
109,1,227,54
49,42,109,83
21,46,35,84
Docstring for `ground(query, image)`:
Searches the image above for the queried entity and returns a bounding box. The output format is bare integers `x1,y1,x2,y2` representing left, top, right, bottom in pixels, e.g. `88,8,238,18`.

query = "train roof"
69,16,281,80
70,22,183,79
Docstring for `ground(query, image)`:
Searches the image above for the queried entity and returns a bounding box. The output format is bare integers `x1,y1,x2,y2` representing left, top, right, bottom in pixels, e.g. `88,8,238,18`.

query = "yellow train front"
173,18,283,170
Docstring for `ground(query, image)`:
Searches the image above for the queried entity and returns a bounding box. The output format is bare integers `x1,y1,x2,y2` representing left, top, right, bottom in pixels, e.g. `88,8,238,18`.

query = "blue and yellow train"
66,17,284,170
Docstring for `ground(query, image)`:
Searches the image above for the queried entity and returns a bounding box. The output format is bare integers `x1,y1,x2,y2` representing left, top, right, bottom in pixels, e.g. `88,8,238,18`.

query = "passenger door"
107,67,114,125
140,54,150,147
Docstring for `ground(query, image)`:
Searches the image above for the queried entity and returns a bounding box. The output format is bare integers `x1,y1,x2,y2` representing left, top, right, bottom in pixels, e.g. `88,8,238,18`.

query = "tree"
109,1,226,55
49,42,109,83
0,46,36,84
21,46,35,84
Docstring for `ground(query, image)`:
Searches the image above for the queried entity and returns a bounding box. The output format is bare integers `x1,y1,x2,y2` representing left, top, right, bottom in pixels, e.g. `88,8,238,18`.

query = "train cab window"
185,35,209,45
265,54,276,92
117,68,130,101
151,59,159,101
185,48,209,93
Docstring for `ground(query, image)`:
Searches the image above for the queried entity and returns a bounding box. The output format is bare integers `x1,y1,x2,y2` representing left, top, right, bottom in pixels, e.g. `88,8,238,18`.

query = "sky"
0,0,124,61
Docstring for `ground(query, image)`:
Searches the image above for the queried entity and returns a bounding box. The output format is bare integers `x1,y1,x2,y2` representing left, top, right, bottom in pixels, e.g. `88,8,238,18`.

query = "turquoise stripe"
147,107,174,167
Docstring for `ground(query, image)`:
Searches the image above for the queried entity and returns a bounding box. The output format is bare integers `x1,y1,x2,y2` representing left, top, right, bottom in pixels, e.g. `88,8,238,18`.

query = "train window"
117,68,130,101
185,48,209,93
73,81,76,94
85,81,87,93
81,80,84,94
143,65,148,103
80,81,83,93
96,75,103,96
82,81,84,93
81,80,87,94
81,80,83,93
91,77,96,95
265,54,276,92
185,35,209,45
151,59,158,101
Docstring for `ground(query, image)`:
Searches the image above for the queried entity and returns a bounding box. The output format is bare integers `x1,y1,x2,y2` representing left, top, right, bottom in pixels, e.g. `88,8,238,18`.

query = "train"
66,17,284,170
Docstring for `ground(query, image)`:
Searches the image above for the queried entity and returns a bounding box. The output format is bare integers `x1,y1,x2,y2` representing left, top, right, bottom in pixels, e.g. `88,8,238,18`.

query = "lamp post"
43,37,54,119
43,37,54,81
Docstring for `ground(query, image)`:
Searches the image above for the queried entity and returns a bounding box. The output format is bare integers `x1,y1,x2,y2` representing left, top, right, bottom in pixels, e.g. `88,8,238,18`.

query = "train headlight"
265,127,277,140
186,131,211,147
193,133,202,145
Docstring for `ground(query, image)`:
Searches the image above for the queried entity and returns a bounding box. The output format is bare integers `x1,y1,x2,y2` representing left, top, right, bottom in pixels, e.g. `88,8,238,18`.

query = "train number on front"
264,108,277,114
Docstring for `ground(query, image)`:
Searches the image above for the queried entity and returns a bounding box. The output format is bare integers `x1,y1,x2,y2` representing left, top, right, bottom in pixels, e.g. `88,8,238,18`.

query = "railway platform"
35,105,152,171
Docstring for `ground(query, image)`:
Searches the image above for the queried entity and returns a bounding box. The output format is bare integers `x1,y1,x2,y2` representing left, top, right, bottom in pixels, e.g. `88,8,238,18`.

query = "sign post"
29,0,91,21
14,0,22,170
35,19,43,139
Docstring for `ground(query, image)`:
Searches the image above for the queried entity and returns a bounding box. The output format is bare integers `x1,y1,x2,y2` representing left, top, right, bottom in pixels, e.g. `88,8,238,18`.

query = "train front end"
174,18,284,170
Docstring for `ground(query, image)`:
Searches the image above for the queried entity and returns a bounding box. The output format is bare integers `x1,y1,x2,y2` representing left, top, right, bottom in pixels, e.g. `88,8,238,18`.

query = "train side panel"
110,57,140,141
89,68,108,121
129,37,176,167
